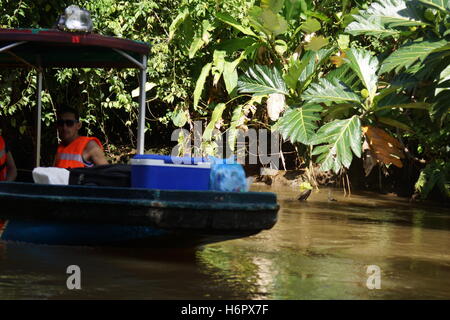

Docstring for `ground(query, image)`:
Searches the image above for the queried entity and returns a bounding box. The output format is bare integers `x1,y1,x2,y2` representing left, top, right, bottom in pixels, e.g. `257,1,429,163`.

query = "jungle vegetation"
0,0,448,200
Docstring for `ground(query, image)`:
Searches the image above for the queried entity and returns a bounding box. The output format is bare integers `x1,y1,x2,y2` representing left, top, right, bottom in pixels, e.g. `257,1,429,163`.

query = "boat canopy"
0,28,150,166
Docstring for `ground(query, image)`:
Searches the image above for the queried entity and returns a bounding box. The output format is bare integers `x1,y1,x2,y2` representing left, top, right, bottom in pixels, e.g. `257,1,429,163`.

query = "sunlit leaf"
261,0,285,13
311,115,362,173
238,65,288,96
216,12,257,37
345,48,379,100
302,78,361,104
193,63,212,109
273,104,323,145
380,40,448,74
203,103,226,141
304,35,329,51
300,18,321,33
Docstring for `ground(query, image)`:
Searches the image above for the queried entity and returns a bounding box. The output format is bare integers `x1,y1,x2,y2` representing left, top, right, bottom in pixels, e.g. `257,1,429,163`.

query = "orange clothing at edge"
0,136,7,181
55,136,102,169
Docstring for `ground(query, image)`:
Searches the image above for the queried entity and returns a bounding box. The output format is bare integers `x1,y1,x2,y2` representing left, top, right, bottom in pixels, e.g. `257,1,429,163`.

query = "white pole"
36,69,43,168
137,55,147,155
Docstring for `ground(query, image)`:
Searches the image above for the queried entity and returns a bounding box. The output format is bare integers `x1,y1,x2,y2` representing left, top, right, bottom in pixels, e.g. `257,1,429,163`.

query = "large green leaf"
374,102,431,112
431,90,450,126
238,65,288,96
212,50,226,86
298,48,335,91
203,103,226,141
284,57,310,90
345,15,400,38
248,7,288,37
193,63,212,109
345,48,379,99
416,0,450,14
215,12,257,37
168,8,189,41
380,39,448,74
311,116,362,173
377,116,413,131
325,64,362,91
261,0,285,13
302,78,361,105
364,0,425,27
273,104,323,145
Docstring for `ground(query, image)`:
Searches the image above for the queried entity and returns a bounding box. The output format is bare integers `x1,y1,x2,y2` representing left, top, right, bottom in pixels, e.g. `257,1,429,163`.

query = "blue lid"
133,154,209,165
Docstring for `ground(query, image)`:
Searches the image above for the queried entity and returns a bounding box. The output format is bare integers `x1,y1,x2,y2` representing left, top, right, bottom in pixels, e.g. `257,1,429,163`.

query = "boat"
0,26,279,247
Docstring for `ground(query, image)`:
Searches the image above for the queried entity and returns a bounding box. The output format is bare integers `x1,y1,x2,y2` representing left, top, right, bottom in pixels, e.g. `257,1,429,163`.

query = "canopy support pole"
112,48,145,70
0,41,27,53
36,68,43,168
137,55,147,155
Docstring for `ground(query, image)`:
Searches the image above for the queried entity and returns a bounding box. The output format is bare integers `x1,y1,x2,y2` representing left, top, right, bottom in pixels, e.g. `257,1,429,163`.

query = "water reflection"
1,186,449,299
196,186,450,299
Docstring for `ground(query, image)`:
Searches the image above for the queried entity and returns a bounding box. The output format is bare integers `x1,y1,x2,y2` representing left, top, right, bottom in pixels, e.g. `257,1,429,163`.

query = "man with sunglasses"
54,107,108,168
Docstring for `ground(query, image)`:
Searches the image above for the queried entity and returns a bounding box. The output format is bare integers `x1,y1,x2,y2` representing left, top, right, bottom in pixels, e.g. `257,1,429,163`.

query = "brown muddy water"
0,185,449,299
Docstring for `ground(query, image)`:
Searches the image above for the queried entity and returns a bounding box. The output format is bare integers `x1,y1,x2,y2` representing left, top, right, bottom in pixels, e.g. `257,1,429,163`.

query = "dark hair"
57,106,80,121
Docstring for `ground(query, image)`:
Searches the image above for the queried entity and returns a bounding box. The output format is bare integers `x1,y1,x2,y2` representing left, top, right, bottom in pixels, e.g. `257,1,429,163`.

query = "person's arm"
6,151,17,181
85,140,108,166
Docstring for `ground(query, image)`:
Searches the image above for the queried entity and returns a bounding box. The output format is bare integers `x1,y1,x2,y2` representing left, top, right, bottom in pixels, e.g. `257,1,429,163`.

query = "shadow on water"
1,185,449,299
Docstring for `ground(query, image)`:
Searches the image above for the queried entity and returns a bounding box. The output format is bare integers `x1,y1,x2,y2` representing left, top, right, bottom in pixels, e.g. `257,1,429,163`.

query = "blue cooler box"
130,154,211,190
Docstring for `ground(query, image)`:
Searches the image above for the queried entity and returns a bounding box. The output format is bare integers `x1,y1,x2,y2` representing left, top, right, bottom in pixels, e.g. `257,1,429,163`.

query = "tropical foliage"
0,0,448,200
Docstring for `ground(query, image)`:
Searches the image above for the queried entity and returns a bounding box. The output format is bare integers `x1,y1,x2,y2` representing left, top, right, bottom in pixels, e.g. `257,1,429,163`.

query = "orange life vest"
0,136,7,181
55,136,103,169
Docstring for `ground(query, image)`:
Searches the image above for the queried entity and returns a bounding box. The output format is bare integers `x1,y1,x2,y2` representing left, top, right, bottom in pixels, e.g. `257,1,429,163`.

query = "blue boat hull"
0,219,257,247
0,182,278,247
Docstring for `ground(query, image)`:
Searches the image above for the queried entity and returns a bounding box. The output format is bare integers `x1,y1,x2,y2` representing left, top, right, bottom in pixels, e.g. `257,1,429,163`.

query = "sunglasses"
56,119,79,127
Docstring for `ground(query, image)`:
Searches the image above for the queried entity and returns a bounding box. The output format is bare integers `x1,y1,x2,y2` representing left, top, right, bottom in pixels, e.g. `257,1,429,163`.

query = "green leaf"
323,103,355,121
212,50,226,86
189,36,204,59
261,0,285,14
377,117,413,131
248,7,288,37
238,65,288,96
345,15,400,38
364,0,425,28
203,103,227,141
273,104,323,145
431,90,450,126
131,82,156,98
302,78,361,104
374,102,431,112
216,12,257,37
325,64,362,91
193,63,212,109
298,48,335,90
300,18,321,33
217,37,257,54
380,40,448,74
345,48,379,99
415,161,449,199
223,60,239,95
311,116,362,173
284,57,310,90
172,108,188,127
337,35,350,50
417,0,450,14
227,105,245,151
169,8,189,41
285,0,303,21
305,36,329,51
